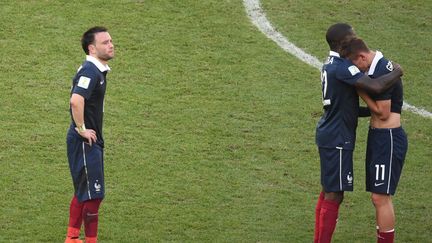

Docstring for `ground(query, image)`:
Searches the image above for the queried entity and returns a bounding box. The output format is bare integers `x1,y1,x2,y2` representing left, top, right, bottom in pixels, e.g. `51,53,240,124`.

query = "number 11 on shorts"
375,164,385,181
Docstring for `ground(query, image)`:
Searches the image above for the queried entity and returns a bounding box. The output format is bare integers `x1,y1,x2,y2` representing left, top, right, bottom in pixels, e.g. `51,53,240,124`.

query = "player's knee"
324,191,344,204
371,193,391,207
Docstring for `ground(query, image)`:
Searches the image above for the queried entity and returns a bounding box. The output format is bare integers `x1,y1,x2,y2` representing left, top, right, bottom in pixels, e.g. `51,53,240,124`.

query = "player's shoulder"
335,58,361,77
76,61,100,79
369,51,393,76
377,57,393,72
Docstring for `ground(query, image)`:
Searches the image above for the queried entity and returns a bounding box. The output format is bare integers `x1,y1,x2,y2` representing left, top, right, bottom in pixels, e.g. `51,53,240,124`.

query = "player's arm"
357,90,391,120
354,63,403,95
70,93,97,145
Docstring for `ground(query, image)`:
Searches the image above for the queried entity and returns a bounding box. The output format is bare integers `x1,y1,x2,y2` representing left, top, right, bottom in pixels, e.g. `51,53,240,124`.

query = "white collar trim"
368,51,383,75
329,51,340,57
86,55,111,72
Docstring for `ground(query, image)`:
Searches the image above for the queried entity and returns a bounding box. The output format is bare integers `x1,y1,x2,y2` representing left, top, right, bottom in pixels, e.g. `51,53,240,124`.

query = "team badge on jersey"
77,76,91,89
386,61,394,71
348,65,361,76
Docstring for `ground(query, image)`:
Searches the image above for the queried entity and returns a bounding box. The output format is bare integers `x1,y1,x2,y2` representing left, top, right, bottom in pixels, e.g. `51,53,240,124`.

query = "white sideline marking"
243,0,432,119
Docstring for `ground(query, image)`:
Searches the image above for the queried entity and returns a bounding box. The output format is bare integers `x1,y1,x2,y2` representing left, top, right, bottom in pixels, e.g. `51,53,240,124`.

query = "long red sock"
378,229,394,243
314,192,325,243
67,195,84,238
83,199,102,239
318,199,340,243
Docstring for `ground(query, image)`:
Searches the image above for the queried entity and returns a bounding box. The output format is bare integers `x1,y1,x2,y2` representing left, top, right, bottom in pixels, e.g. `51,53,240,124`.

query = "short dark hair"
81,26,108,55
325,23,356,52
340,37,370,59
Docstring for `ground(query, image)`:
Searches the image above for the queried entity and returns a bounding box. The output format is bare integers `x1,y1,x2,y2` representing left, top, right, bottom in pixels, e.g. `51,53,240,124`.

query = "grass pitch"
0,0,431,242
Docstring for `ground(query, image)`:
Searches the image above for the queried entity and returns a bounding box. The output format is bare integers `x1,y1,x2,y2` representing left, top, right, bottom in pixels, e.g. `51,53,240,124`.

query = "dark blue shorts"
366,127,407,195
67,128,105,202
319,147,354,192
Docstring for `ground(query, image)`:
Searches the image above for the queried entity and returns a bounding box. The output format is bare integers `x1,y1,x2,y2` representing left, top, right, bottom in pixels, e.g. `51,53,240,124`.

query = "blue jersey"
70,56,110,147
366,51,403,113
316,51,364,150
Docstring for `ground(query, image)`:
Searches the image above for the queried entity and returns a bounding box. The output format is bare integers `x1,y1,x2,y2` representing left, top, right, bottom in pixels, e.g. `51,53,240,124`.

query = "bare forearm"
355,64,402,94
358,90,379,114
70,94,85,126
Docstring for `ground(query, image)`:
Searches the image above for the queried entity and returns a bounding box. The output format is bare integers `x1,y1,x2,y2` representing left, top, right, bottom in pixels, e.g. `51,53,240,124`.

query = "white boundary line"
243,0,432,119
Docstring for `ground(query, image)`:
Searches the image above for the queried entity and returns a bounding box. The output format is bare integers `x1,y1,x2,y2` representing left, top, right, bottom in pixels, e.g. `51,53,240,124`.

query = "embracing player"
314,23,403,243
342,37,408,243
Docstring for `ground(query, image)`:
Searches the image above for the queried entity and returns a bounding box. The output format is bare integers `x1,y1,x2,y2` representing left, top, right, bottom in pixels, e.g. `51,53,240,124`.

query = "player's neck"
89,54,108,66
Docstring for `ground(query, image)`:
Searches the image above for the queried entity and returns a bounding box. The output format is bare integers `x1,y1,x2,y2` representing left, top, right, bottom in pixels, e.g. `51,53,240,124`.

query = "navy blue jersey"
366,51,403,113
316,51,364,150
70,56,109,147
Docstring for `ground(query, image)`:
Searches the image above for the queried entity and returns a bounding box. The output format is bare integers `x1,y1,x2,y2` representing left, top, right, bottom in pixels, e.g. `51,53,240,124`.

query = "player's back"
316,52,363,150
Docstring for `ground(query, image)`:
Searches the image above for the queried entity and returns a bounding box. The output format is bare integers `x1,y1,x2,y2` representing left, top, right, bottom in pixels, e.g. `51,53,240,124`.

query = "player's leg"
372,193,395,243
83,198,102,243
82,143,105,243
66,132,85,243
66,195,84,241
314,191,325,243
316,147,353,243
366,127,407,243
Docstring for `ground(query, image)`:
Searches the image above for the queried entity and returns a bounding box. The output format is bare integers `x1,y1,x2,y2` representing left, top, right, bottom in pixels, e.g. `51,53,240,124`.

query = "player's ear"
88,44,96,54
359,53,367,61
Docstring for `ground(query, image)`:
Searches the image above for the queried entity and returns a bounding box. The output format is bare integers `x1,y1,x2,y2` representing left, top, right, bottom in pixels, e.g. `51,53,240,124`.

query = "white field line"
243,0,432,119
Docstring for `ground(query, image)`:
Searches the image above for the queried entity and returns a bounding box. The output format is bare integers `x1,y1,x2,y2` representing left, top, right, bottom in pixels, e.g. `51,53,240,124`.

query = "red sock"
314,192,325,243
378,229,394,243
83,199,102,238
318,199,340,243
67,195,84,238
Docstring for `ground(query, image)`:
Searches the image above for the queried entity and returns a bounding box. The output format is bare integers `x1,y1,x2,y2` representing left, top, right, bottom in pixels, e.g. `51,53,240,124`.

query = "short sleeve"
72,68,98,99
335,60,364,86
373,87,393,100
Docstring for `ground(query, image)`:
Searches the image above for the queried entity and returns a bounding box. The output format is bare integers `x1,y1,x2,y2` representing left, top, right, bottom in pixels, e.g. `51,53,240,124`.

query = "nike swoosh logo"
374,182,385,187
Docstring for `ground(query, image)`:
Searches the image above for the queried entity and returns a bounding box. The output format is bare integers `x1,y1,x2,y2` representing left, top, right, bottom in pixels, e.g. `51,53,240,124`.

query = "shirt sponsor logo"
77,76,91,89
348,65,360,76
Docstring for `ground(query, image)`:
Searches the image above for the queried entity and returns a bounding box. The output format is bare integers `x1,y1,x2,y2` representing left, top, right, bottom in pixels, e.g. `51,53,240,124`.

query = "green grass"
0,0,431,242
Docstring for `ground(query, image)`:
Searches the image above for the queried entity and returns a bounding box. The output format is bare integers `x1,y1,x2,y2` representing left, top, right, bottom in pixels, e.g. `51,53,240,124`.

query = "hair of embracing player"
340,37,371,59
326,23,356,52
81,26,108,55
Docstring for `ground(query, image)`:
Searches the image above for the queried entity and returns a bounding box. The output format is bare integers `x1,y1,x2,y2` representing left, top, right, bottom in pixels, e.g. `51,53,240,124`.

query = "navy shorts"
319,147,354,192
67,128,105,202
366,127,407,195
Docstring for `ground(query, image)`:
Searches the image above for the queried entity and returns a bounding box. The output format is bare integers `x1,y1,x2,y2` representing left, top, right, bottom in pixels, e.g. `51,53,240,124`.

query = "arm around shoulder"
355,63,403,94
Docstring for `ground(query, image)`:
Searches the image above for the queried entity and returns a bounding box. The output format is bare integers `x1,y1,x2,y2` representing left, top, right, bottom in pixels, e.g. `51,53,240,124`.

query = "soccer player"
65,26,114,243
314,23,403,243
342,38,407,243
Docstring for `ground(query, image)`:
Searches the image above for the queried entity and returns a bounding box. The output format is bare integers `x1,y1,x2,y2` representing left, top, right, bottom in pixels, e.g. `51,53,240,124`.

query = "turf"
0,0,430,242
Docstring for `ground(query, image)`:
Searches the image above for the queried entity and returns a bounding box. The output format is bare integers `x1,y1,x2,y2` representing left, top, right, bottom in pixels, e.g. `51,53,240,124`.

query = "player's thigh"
366,127,407,195
319,147,353,192
84,143,105,197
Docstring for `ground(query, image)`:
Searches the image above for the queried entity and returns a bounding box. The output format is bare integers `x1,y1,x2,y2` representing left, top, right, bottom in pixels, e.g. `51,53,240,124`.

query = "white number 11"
375,164,385,181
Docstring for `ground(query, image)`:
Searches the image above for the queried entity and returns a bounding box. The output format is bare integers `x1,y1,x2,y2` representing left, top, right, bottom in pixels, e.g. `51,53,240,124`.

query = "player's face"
90,32,114,62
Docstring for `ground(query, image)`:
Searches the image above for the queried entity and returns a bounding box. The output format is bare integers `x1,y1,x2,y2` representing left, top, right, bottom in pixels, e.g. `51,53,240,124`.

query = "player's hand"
392,62,403,77
75,128,97,146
